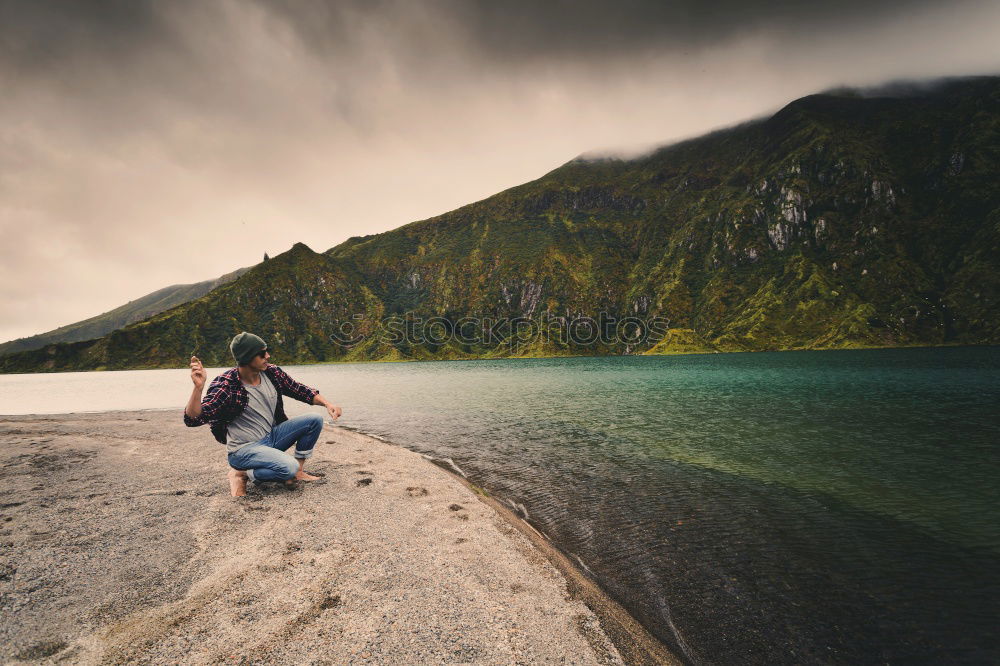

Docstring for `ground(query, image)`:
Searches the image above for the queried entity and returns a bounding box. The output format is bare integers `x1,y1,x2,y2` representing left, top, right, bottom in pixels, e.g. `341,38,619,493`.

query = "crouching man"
184,331,343,496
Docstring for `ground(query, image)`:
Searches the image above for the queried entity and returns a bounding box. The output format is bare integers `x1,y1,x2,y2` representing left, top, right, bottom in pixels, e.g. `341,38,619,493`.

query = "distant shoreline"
1,340,994,376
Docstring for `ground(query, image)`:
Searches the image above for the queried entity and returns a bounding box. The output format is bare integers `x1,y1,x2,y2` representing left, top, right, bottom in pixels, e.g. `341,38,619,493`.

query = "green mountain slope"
3,76,998,373
0,244,386,372
0,265,252,356
329,77,1000,351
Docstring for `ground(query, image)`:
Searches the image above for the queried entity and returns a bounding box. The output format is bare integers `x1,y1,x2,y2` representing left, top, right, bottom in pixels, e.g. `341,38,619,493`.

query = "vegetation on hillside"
2,77,997,373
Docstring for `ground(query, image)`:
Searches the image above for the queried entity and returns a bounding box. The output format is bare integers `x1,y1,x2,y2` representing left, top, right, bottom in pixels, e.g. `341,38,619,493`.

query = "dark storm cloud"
0,0,168,73
444,0,947,59
2,0,952,72
261,0,948,63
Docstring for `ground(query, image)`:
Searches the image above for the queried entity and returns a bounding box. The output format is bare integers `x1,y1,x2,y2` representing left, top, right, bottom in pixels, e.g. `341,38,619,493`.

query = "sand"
0,410,678,665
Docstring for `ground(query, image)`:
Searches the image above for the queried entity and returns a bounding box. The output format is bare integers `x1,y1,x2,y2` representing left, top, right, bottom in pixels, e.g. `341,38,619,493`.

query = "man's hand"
190,355,206,389
312,392,342,421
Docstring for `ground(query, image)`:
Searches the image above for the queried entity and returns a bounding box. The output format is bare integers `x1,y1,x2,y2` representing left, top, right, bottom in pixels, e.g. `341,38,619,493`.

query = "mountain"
2,76,998,373
0,266,252,356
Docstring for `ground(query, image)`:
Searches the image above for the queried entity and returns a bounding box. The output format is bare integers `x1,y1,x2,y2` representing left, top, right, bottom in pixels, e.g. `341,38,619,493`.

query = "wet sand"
0,410,678,665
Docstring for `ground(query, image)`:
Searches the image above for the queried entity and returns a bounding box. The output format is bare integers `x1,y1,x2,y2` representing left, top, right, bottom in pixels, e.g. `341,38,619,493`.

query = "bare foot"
228,469,248,497
295,470,322,482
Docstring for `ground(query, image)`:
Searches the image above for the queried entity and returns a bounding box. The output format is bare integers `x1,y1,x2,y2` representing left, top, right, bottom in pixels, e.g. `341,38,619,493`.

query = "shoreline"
0,409,680,664
433,463,681,666
1,341,994,376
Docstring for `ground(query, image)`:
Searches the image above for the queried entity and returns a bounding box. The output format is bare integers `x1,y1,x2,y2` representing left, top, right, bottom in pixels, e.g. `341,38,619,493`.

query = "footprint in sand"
320,594,342,609
15,640,67,661
406,486,428,497
355,478,373,487
448,504,464,511
236,494,265,503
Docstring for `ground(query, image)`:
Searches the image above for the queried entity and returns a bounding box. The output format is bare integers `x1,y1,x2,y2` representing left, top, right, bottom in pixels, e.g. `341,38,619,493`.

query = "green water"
552,349,1000,554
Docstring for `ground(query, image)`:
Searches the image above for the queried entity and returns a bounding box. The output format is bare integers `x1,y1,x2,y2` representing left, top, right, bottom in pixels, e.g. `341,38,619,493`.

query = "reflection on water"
3,346,999,663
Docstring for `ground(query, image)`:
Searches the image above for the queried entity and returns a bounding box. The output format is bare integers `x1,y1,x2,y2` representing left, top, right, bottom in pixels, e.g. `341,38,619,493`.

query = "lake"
2,346,998,663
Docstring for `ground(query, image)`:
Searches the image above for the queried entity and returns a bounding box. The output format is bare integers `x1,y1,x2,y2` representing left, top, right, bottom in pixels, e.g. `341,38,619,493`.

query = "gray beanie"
230,331,267,365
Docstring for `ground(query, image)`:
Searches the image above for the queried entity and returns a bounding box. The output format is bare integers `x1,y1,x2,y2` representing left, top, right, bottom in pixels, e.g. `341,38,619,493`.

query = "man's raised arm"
184,355,208,424
184,357,232,426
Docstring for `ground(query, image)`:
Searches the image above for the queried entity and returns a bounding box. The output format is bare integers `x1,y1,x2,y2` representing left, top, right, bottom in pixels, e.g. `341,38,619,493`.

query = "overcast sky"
2,0,999,342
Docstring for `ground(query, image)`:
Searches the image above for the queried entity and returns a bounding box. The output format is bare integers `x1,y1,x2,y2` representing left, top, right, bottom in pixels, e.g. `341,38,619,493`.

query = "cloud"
0,0,998,342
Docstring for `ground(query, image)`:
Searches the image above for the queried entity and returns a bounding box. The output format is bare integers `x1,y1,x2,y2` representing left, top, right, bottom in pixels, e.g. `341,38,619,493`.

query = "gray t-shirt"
226,373,278,452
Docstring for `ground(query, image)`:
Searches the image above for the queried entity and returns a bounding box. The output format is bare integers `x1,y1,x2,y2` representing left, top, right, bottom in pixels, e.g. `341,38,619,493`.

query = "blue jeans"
227,413,324,483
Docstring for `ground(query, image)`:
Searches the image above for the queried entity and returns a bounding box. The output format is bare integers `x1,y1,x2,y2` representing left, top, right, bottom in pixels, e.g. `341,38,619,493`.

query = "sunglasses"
256,349,269,358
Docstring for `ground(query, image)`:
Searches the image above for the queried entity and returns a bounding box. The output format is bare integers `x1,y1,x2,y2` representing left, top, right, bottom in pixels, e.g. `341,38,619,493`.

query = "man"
184,331,343,497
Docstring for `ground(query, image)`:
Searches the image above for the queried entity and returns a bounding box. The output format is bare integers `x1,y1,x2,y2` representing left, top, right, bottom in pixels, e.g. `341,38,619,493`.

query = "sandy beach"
0,410,677,665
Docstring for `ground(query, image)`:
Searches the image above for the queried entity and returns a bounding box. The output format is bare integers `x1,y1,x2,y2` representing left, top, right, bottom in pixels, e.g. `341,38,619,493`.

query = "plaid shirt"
184,363,319,444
